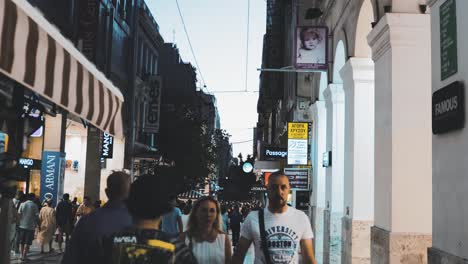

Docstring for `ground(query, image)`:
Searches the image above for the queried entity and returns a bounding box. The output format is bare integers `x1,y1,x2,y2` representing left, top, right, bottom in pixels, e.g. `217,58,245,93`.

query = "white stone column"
323,84,345,264
367,13,432,263
340,58,375,264
311,101,327,264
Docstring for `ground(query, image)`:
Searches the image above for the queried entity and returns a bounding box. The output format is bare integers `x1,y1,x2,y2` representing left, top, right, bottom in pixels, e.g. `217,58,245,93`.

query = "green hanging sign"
440,0,458,80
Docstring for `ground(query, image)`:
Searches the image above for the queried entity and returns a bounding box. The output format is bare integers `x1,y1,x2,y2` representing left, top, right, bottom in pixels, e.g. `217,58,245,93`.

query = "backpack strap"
258,209,273,264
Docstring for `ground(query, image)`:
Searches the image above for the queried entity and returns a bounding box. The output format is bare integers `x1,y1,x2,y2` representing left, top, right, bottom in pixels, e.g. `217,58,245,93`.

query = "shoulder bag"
258,209,273,264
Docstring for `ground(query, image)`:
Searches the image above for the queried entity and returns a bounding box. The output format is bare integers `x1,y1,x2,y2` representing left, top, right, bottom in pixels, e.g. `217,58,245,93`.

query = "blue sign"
40,151,65,207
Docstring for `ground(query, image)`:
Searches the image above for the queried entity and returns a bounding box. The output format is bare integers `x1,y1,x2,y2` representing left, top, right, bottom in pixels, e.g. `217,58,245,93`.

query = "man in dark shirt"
104,172,198,264
56,193,73,252
61,171,133,264
230,205,243,247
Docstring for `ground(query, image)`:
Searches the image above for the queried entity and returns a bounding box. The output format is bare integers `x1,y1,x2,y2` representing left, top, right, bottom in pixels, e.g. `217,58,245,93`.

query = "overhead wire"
231,139,254,144
244,0,250,92
174,0,209,93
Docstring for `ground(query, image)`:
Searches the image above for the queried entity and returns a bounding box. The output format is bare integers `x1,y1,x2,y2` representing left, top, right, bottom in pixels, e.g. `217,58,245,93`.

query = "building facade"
257,0,434,263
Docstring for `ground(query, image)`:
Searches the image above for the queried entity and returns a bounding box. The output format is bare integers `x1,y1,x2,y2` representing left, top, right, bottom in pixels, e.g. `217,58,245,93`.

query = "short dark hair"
268,170,288,182
127,173,175,220
106,171,131,200
63,193,70,200
27,193,35,200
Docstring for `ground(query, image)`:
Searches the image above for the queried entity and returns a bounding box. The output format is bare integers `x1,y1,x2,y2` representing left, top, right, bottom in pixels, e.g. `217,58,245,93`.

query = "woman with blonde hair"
182,196,232,263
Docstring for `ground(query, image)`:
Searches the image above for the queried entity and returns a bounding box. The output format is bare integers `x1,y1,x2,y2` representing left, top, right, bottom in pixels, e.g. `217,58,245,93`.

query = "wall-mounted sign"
296,191,310,210
288,122,309,165
288,122,309,139
440,0,458,80
142,76,162,133
18,158,42,170
432,81,464,134
251,185,267,192
284,168,309,190
264,146,287,160
100,132,114,159
78,0,99,60
0,132,8,153
40,151,65,207
295,26,328,70
322,151,332,167
288,140,308,165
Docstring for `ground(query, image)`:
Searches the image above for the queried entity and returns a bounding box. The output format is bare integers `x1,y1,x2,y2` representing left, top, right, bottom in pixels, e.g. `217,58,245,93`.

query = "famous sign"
432,81,464,134
287,122,309,165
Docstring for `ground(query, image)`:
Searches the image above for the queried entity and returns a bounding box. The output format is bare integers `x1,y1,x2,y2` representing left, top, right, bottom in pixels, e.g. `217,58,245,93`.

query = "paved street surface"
10,235,253,264
10,239,63,264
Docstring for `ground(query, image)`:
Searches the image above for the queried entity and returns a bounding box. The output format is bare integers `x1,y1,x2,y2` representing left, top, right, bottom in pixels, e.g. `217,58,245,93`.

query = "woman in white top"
182,196,232,263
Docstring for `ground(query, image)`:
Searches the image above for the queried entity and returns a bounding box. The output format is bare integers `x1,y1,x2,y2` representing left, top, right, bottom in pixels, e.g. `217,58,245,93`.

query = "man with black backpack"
232,171,316,264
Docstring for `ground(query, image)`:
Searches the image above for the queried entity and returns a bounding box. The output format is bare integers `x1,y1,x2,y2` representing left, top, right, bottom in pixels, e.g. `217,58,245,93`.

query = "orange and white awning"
0,0,124,138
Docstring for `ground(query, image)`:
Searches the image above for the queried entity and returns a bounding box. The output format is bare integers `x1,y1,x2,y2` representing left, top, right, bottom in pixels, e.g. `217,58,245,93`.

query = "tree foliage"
157,105,231,193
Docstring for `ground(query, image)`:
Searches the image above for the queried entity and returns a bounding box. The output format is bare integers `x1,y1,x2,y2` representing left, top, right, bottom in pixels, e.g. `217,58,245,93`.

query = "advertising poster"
287,122,309,165
295,26,328,70
40,151,65,206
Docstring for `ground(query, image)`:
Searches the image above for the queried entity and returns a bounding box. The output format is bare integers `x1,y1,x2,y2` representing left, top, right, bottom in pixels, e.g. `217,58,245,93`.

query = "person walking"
37,199,56,253
221,205,229,233
229,205,243,247
12,191,25,254
17,193,39,261
61,171,133,264
161,196,183,238
182,196,232,263
103,173,197,263
56,193,73,252
232,171,317,264
75,196,94,223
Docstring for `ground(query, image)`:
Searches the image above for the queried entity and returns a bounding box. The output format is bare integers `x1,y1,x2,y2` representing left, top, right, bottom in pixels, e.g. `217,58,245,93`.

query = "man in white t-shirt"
232,171,316,264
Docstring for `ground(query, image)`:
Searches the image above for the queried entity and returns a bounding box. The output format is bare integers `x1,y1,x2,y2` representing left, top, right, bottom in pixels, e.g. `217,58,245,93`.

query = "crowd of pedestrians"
8,189,105,261
8,169,317,263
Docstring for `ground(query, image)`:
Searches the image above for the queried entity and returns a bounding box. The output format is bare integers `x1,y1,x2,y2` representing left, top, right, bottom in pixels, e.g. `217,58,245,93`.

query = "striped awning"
0,0,124,138
178,190,204,200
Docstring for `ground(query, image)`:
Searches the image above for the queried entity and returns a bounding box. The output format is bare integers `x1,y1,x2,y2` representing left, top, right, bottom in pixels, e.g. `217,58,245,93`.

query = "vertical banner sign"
440,0,457,80
78,0,99,60
288,122,309,165
284,168,309,190
40,151,65,207
142,77,162,133
101,132,114,159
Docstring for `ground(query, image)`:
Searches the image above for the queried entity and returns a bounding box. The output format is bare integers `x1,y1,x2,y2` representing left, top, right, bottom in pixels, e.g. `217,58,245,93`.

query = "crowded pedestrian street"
2,0,468,263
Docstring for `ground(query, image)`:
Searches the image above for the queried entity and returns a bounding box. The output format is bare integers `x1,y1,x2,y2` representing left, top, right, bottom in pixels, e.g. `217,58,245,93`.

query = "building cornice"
339,58,375,89
367,13,430,62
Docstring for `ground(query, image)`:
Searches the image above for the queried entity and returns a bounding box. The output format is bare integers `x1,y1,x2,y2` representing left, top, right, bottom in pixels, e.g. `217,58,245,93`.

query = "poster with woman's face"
295,26,328,70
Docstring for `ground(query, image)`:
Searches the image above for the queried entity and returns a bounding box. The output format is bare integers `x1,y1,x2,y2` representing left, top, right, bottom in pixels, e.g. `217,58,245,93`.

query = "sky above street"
150,0,266,157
